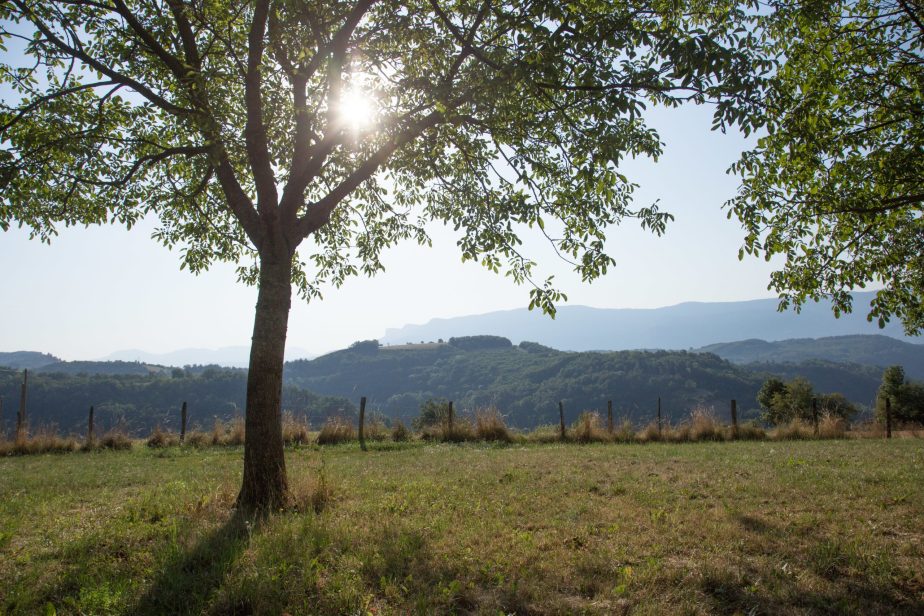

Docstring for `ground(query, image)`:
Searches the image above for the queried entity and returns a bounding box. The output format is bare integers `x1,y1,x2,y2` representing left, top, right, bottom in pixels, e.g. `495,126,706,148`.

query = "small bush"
99,429,133,450
571,412,609,444
391,420,410,442
613,417,635,443
638,421,663,443
184,430,210,448
475,407,513,442
146,426,179,448
363,416,389,442
225,416,245,446
818,414,847,439
689,408,724,442
317,417,356,445
282,412,311,446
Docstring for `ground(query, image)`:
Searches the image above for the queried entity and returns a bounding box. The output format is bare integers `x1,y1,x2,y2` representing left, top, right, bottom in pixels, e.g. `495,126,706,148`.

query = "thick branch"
296,111,443,238
245,0,279,214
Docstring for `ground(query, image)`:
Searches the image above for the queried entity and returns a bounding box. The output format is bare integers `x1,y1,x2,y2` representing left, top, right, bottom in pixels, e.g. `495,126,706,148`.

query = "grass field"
1,439,922,615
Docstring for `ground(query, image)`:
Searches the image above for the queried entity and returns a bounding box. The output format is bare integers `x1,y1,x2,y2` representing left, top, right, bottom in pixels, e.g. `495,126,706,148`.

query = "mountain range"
380,291,920,351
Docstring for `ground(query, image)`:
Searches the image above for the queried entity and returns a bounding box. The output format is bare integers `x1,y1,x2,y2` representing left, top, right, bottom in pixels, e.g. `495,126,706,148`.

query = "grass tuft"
146,426,179,448
571,411,609,443
317,417,356,445
474,407,513,442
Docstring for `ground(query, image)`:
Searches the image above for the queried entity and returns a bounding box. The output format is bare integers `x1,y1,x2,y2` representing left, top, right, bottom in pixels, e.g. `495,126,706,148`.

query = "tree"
877,365,924,424
727,0,924,333
1,0,756,511
756,375,858,425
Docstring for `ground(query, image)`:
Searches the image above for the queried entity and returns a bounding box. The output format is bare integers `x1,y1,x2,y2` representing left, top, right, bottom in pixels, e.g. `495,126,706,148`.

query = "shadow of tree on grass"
132,512,249,616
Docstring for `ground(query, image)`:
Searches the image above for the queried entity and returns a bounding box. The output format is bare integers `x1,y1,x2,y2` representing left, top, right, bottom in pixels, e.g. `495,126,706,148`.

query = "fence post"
885,397,892,439
359,396,367,451
448,400,454,434
180,401,188,443
730,399,738,439
88,405,95,445
812,398,819,437
0,396,3,440
16,369,28,441
559,401,566,441
607,400,614,434
657,397,662,436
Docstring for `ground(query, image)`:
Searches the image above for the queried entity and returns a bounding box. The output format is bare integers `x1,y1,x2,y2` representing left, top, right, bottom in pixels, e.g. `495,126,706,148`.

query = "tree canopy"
728,0,924,333
0,0,762,510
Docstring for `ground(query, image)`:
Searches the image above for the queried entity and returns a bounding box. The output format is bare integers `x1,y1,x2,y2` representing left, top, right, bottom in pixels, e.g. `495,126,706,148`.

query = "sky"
0,103,786,360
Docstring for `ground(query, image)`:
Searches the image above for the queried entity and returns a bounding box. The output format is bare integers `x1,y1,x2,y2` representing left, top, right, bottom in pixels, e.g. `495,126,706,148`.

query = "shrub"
363,416,389,442
0,427,78,455
99,429,133,450
184,430,210,448
571,412,608,444
391,420,410,442
282,412,311,446
613,417,635,443
818,414,847,439
421,417,474,442
317,417,355,445
146,426,179,448
638,421,663,443
474,407,513,442
689,408,724,442
225,416,245,446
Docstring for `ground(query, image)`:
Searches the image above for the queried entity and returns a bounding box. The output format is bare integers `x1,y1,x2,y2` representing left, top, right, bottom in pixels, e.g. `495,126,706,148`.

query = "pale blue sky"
0,104,785,360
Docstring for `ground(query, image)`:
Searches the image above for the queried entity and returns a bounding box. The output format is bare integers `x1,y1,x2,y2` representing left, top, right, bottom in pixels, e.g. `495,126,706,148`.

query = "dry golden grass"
818,413,848,439
474,407,513,442
0,427,79,456
146,426,179,448
316,416,356,445
689,407,725,442
571,411,609,443
771,419,815,440
281,412,311,446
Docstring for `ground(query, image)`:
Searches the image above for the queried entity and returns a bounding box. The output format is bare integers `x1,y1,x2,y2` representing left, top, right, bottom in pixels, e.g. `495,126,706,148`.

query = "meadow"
1,438,922,615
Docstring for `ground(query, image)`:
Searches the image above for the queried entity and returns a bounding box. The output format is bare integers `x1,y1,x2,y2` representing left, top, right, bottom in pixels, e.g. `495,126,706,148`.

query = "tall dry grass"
282,412,311,445
317,416,356,445
571,412,609,444
474,407,513,442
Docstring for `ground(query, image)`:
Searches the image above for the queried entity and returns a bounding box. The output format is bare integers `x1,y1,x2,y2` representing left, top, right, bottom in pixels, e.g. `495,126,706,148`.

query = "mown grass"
1,439,922,614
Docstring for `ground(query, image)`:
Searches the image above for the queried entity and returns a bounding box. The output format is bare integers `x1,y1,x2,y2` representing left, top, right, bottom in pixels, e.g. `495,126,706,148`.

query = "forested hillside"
284,337,885,426
0,367,354,436
699,335,924,378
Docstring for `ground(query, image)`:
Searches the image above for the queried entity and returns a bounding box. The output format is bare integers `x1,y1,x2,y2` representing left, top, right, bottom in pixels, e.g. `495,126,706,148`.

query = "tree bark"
237,254,293,512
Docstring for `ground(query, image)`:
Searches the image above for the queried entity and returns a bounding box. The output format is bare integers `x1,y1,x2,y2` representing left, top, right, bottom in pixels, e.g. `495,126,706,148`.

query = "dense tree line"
0,367,353,436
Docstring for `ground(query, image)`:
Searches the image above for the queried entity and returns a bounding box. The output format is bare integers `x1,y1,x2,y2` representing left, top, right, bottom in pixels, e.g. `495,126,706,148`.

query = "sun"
338,88,376,135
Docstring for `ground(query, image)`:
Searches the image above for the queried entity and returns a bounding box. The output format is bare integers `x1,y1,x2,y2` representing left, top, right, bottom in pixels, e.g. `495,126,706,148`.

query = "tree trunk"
237,255,293,513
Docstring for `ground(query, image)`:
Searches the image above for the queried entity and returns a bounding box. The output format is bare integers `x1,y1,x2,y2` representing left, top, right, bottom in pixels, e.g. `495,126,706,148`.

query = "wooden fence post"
812,398,819,437
885,397,892,439
88,406,95,444
730,399,738,439
359,396,367,451
180,401,188,443
657,397,662,435
447,400,454,434
16,369,28,441
559,401,566,441
607,400,614,434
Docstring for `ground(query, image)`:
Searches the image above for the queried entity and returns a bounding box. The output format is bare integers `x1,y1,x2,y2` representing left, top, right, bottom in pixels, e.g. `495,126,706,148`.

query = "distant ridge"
101,346,315,368
698,335,924,379
381,291,920,351
0,351,61,370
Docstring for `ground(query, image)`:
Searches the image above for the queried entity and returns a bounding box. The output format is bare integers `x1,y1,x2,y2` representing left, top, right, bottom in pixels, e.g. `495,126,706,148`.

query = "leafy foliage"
728,0,924,333
876,365,924,424
757,375,858,425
